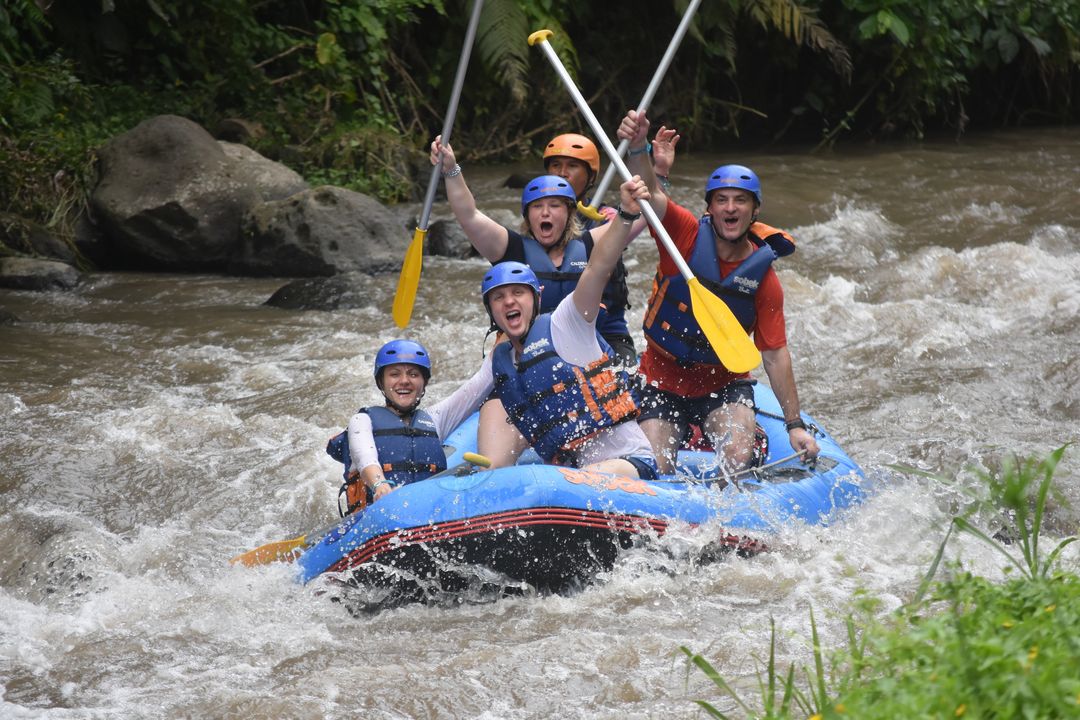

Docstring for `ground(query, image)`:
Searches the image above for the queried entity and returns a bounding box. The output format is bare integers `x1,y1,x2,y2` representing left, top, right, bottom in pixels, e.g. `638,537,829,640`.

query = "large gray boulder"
90,115,307,272
235,186,409,276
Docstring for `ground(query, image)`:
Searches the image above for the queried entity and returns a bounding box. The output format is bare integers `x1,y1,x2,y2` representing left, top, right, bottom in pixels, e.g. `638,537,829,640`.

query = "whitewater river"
2,127,1078,718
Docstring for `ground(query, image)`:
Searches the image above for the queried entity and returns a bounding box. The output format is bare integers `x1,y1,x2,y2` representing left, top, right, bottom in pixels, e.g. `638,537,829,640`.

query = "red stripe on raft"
327,507,671,574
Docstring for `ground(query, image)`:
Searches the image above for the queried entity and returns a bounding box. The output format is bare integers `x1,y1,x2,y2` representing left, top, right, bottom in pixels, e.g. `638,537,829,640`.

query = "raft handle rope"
653,448,809,489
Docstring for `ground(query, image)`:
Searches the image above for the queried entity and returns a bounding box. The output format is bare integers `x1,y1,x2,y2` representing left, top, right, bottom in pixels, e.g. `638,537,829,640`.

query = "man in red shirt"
617,109,820,475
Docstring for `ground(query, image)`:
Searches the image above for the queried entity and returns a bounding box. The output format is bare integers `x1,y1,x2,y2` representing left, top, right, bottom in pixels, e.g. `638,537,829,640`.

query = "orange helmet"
543,133,600,175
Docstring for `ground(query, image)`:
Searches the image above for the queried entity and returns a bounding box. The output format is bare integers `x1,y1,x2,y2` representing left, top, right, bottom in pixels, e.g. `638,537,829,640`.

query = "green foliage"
683,445,1080,719
1,0,1077,230
0,0,48,65
828,0,1080,139
834,571,1080,718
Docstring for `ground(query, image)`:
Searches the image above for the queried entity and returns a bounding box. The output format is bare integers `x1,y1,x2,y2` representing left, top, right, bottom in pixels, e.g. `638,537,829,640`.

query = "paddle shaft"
417,0,484,231
530,34,696,283
585,0,701,211
393,0,484,328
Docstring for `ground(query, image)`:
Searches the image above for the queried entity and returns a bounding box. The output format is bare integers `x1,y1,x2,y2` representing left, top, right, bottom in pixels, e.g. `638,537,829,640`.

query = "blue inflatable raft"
295,384,864,602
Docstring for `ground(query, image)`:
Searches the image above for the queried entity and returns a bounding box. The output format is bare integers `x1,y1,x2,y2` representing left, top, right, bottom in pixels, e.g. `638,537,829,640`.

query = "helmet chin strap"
379,374,425,415
385,390,423,416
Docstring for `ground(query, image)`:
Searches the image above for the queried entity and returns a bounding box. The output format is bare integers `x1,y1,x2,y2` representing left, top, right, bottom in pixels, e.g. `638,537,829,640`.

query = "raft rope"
653,448,810,489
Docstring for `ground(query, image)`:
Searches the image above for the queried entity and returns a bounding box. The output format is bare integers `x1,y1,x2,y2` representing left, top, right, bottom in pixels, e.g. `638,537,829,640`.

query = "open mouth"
505,309,522,322
539,221,554,234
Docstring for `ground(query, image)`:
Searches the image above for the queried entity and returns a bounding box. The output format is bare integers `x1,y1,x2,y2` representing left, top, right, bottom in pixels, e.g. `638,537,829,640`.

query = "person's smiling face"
707,188,757,243
487,284,536,341
379,363,427,413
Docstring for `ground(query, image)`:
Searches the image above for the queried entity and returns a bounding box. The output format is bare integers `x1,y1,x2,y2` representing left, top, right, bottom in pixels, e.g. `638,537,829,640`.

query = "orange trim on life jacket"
643,274,667,329
557,354,639,454
750,221,795,248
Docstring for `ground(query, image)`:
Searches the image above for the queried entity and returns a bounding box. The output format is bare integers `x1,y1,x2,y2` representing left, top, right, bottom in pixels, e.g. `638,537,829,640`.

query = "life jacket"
325,406,446,515
521,234,630,338
491,314,639,464
643,216,778,366
749,221,796,257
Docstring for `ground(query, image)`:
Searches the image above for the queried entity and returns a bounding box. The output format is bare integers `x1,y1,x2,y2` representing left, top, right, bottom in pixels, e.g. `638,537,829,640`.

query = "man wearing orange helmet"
542,132,604,223
540,132,639,363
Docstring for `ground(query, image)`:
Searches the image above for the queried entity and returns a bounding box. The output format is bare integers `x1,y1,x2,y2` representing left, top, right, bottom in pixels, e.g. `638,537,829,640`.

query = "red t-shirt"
640,201,787,397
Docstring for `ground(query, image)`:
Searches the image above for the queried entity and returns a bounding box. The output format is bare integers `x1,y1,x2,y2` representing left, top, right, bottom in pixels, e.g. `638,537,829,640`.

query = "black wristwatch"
617,206,642,222
785,418,807,432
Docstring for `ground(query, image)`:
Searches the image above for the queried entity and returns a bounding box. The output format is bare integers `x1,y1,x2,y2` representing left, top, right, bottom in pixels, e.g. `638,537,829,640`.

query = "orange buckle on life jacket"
342,469,368,515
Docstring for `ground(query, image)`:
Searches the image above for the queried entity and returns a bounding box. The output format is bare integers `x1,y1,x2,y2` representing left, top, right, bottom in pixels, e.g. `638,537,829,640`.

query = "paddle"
391,0,484,329
229,452,492,567
528,30,762,374
578,0,702,221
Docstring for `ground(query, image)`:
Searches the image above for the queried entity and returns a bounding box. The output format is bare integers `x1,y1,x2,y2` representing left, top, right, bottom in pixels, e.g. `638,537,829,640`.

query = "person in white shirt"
480,177,658,479
332,339,492,512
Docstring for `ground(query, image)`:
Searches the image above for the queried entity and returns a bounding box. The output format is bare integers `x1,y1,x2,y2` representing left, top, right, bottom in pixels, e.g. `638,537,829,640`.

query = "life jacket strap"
381,461,439,474
371,426,439,439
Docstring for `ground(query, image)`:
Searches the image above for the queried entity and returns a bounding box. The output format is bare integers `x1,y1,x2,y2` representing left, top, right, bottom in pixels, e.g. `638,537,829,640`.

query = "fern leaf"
750,0,852,81
476,0,531,103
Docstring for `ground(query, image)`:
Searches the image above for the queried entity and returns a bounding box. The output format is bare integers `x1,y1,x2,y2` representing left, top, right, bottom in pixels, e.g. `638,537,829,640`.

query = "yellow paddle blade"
228,534,308,567
687,277,761,374
576,201,606,222
392,227,426,328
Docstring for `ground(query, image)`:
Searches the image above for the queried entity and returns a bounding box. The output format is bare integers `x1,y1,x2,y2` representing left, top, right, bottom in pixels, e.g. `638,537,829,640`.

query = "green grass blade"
680,646,753,715
912,520,954,604
953,516,1032,578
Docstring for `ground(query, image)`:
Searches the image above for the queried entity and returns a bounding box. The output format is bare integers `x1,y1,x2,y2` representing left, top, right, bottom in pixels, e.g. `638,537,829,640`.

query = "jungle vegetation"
2,0,1078,236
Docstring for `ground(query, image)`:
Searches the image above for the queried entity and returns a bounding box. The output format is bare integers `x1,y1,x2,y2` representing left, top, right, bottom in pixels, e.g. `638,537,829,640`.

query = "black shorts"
636,379,757,427
601,333,638,369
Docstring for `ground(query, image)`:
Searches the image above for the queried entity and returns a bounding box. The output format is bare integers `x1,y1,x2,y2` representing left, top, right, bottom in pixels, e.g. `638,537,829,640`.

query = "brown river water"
1,127,1078,718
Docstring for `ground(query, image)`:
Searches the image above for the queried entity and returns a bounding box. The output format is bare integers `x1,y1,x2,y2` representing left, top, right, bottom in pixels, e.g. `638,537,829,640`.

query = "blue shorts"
623,454,659,480
636,379,757,427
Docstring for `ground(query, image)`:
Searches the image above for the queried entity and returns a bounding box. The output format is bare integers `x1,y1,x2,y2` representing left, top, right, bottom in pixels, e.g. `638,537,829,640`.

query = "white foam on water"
941,200,1032,226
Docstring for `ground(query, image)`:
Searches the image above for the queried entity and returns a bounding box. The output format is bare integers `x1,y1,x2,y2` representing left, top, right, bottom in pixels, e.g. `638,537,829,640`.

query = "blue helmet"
374,339,431,384
481,261,541,299
704,164,762,205
521,174,577,216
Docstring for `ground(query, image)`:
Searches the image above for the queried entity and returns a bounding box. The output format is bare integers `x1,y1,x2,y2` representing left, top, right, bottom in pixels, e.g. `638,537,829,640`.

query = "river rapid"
2,127,1078,719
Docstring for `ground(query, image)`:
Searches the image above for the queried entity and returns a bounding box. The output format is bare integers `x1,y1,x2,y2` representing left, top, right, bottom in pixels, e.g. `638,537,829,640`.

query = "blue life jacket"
325,406,446,486
491,314,638,463
521,234,630,338
643,216,777,366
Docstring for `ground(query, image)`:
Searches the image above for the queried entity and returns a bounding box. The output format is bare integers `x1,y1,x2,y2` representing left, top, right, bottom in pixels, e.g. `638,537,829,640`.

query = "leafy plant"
681,445,1078,719
906,443,1074,592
